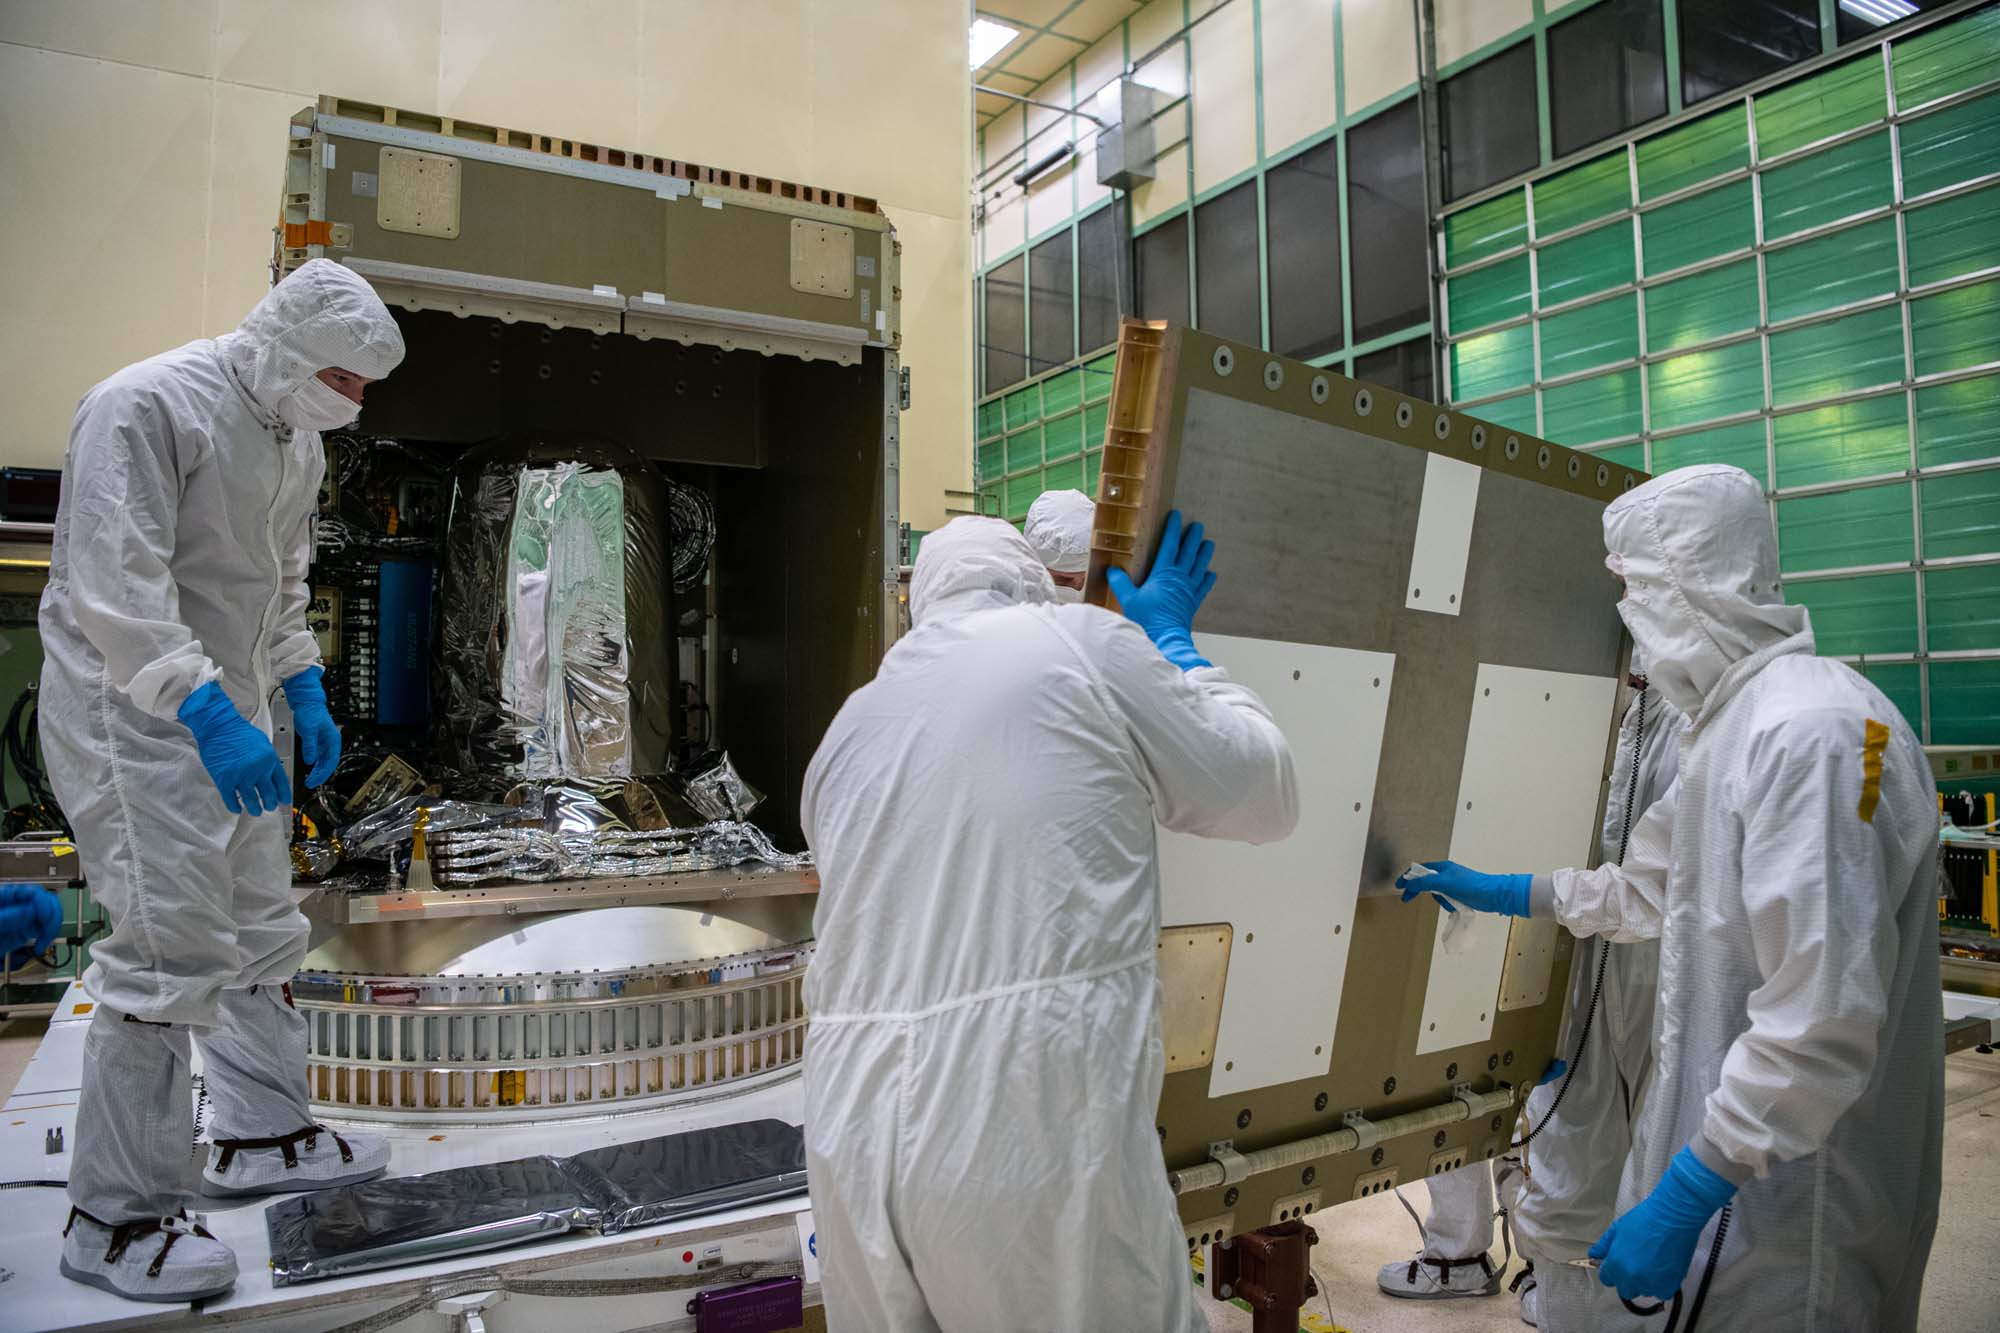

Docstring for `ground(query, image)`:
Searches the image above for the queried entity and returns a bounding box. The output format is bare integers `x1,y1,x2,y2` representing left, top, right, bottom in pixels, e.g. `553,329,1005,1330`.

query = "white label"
794,1209,820,1285
702,196,724,209
591,284,619,297
1406,452,1481,616
322,142,336,169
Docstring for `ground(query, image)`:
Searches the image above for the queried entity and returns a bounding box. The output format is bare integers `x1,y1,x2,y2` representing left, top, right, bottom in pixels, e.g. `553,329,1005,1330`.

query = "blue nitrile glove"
1397,860,1533,917
179,682,293,817
1588,1145,1737,1303
0,884,62,968
1106,509,1216,671
282,666,342,789
1537,1059,1568,1087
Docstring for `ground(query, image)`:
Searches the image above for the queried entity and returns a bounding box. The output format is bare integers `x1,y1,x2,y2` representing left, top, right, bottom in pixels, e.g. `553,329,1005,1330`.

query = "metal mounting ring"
1596,462,1611,487
1213,346,1235,377
1263,360,1285,390
1433,412,1452,440
1566,455,1581,479
1537,444,1553,470
1355,388,1374,416
1471,424,1487,450
1310,374,1330,404
1504,435,1521,460
1395,401,1414,428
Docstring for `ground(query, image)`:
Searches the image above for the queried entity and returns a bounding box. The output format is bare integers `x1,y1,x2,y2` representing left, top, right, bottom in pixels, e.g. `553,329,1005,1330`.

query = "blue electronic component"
375,559,434,728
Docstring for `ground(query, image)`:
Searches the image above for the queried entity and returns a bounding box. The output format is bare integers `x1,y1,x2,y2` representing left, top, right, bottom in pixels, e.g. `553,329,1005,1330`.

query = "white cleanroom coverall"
801,516,1298,1333
1392,682,1684,1317
1024,487,1094,601
41,260,404,1237
1534,464,1943,1331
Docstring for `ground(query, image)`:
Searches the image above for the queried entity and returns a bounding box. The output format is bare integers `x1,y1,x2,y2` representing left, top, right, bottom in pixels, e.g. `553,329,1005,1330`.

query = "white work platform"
2,982,815,1333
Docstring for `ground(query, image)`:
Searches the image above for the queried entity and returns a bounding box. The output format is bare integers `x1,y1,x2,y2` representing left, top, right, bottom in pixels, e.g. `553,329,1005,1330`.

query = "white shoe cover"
201,1124,389,1198
1376,1249,1502,1299
60,1208,237,1303
1519,1277,1543,1327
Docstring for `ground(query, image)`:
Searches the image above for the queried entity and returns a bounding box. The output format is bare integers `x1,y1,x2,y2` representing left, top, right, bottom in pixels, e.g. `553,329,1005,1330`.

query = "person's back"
801,516,1295,1332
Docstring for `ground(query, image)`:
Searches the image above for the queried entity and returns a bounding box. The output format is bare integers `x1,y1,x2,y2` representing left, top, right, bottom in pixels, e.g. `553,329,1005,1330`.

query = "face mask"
276,376,361,432
1051,583,1084,605
1617,591,1703,716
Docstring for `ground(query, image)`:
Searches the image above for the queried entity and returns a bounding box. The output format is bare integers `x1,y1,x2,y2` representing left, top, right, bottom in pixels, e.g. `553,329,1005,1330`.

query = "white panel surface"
1415,663,1618,1055
1406,452,1482,616
1160,634,1396,1096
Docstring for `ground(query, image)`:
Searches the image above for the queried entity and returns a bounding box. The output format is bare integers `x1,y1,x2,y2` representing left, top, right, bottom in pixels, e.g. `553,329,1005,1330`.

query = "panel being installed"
1405,452,1482,616
1159,632,1396,1097
1415,663,1619,1056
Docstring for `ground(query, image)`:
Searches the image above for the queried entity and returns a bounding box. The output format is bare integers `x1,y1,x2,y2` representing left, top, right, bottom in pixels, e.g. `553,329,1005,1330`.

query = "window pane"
1446,255,1532,334
1754,56,1885,159
1355,337,1436,402
1925,565,2000,652
1764,217,1899,323
1348,101,1432,342
1677,0,1822,107
1915,373,2000,468
1645,259,1760,351
1651,419,1769,482
1907,183,2000,288
1634,106,1748,200
1543,368,1643,445
1648,339,1765,429
1769,303,1905,406
1837,0,1954,47
1195,182,1262,345
1533,151,1632,238
1136,215,1190,327
1911,277,2000,378
1043,368,1083,417
1932,659,2000,743
1029,231,1075,374
1885,4,2000,100
1549,0,1668,159
1784,572,1919,654
1773,392,1909,487
985,256,1026,391
1759,131,1893,241
1444,188,1526,266
1538,220,1636,307
1922,469,2000,560
1539,293,1640,378
1898,92,2000,199
1450,324,1534,400
1267,142,1343,359
1640,179,1754,276
1078,206,1122,355
1440,41,1540,202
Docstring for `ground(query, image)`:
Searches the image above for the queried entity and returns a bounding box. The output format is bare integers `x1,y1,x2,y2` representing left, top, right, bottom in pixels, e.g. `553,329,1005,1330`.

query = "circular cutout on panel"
1355,388,1374,416
1504,435,1521,460
1537,444,1553,470
1566,455,1581,479
1471,424,1487,450
1263,360,1285,390
1395,401,1414,428
1433,412,1452,440
1624,473,1640,490
1596,462,1611,487
1310,374,1330,404
1213,346,1236,377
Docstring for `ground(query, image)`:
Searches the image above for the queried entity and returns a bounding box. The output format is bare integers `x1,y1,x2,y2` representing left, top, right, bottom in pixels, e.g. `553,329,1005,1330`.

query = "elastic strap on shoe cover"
65,1206,216,1279
212,1123,353,1175
1406,1252,1497,1288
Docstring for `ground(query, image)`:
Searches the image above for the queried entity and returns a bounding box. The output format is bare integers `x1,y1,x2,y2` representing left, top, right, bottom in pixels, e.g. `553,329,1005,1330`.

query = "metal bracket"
1207,1139,1253,1186
1341,1109,1386,1150
437,1290,502,1333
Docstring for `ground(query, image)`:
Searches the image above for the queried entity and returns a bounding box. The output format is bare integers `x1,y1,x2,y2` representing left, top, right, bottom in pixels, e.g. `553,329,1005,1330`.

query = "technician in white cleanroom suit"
801,512,1297,1332
1378,676,1684,1327
39,259,405,1302
1398,464,1943,1330
1023,486,1095,602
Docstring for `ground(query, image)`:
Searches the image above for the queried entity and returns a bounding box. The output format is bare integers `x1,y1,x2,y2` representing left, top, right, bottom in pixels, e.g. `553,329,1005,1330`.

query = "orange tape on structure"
282,220,335,247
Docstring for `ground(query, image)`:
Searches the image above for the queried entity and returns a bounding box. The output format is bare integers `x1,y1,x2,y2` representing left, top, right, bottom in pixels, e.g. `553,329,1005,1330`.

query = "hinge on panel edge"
898,366,912,411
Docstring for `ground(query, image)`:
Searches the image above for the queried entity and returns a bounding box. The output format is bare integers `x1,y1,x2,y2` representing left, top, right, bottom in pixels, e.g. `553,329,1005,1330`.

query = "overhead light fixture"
1838,0,1919,26
970,18,1018,69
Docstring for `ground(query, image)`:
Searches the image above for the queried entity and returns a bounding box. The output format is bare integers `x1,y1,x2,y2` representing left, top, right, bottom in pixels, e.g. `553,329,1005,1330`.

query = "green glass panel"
1043,410,1084,461
976,439,1004,484
1641,180,1754,276
1770,304,1905,406
1539,293,1639,378
1538,221,1636,307
1854,662,1922,733
1043,455,1085,494
1542,368,1642,446
1754,57,1886,160
1473,391,1538,432
1932,659,2000,743
1648,340,1765,430
1923,469,2000,559
1907,185,2000,288
1004,384,1041,429
1084,401,1109,451
1084,448,1102,494
1927,565,2000,651
1644,260,1759,352
1004,425,1042,473
978,399,1005,440
1591,442,1646,471
1916,373,2000,467
980,488,1001,516
1776,483,1912,573
1759,132,1893,240
1785,572,1919,654
1636,107,1749,200
1773,393,1910,488
1004,472,1042,521
1899,92,2000,198
1083,353,1117,401
1450,324,1535,400
1764,218,1899,323
1446,189,1529,266
1446,255,1532,333
1652,420,1768,482
1042,368,1082,416
1912,278,2000,377
1892,5,2000,110
1533,151,1632,237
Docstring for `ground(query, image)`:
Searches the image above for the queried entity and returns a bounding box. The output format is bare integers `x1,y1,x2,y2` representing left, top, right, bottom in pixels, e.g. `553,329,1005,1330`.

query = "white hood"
908,516,1054,625
1023,489,1095,574
217,259,406,419
1602,463,1807,716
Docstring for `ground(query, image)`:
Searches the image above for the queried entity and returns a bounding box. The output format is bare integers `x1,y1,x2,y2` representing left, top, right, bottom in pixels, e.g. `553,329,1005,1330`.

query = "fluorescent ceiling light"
970,18,1018,69
1838,0,1918,26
